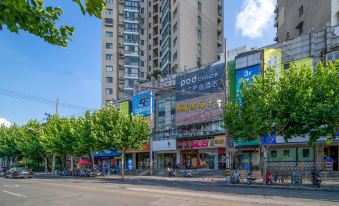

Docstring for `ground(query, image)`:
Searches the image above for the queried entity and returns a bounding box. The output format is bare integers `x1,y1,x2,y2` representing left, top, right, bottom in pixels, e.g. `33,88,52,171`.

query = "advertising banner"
176,93,225,126
177,139,215,149
175,62,225,101
132,92,154,116
264,48,282,71
119,101,130,115
160,74,176,89
214,135,226,147
289,57,313,70
235,64,261,98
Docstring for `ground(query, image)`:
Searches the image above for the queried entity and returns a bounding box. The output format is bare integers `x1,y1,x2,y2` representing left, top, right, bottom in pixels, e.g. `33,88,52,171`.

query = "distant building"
274,0,339,42
102,0,224,105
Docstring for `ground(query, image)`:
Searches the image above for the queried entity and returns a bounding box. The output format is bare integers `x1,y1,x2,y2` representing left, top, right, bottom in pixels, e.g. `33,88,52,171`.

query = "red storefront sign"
177,139,211,149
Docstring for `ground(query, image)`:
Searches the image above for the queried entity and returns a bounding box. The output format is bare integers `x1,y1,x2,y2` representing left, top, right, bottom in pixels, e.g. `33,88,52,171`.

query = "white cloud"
236,0,275,39
0,117,11,127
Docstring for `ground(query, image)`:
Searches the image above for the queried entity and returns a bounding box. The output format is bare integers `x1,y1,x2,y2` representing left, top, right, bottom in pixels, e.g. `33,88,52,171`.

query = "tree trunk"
121,152,125,180
52,154,56,175
44,157,48,174
89,148,95,170
70,155,74,171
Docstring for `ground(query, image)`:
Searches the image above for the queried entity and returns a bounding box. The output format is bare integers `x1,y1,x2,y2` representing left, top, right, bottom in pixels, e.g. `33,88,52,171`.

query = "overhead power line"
0,87,96,111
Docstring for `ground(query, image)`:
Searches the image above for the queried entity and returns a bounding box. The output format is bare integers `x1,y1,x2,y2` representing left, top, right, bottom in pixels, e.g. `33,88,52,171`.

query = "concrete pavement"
0,176,338,206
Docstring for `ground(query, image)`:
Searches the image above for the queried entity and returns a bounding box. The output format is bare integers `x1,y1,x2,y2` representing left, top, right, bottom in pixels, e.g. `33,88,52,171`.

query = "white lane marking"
3,185,19,188
2,190,27,198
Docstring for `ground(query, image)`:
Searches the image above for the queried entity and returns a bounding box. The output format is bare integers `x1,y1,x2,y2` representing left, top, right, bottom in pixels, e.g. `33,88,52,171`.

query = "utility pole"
224,38,231,183
52,97,59,175
149,82,154,176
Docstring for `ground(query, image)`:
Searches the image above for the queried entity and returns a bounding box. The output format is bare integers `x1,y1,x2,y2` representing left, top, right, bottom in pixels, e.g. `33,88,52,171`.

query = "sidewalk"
99,175,339,192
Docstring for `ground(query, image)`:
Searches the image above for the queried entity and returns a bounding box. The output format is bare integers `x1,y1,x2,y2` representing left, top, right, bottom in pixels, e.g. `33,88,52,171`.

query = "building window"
106,66,113,72
105,18,113,26
297,22,303,35
198,43,201,55
105,0,112,3
198,30,202,39
271,150,277,158
140,72,145,78
299,5,303,17
173,22,177,32
173,8,177,19
106,9,113,15
141,8,144,13
106,54,112,61
198,16,202,26
106,43,113,49
198,2,202,12
303,149,310,158
141,29,144,35
141,51,144,56
140,61,144,66
173,37,177,47
105,77,113,83
173,52,177,61
106,31,113,38
141,40,144,45
140,18,144,25
283,150,290,157
105,88,113,95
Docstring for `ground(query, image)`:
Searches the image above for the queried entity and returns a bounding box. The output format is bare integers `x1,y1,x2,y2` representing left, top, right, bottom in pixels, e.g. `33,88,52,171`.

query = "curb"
215,183,339,192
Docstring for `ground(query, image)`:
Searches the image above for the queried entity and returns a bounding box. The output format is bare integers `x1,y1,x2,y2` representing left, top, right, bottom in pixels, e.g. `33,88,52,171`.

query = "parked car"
4,168,33,179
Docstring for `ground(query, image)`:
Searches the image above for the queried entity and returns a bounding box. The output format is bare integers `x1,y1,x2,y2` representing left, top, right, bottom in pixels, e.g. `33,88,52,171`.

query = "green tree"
18,120,50,172
75,111,98,169
0,0,105,47
92,104,150,179
0,124,21,165
275,62,339,143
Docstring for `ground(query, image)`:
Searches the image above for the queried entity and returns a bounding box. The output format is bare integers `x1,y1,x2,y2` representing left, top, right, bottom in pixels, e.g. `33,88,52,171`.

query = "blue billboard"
175,62,226,101
236,64,261,98
132,92,155,116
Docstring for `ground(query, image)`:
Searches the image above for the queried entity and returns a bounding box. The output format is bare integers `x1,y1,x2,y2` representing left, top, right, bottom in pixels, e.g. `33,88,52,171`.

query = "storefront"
233,139,261,171
153,139,178,170
177,136,226,170
93,149,121,170
126,144,150,170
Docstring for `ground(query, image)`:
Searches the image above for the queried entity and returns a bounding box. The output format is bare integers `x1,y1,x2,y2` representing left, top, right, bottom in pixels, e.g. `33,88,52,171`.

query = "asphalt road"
0,176,338,206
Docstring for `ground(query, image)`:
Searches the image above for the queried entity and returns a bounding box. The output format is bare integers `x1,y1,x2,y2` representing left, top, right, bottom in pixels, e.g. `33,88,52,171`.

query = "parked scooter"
231,169,241,184
168,168,176,177
311,168,321,188
266,172,273,185
183,170,192,177
247,171,255,185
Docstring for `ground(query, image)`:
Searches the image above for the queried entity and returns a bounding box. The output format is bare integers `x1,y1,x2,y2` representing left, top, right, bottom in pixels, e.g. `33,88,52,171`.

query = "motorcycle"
231,169,241,184
266,172,273,185
183,170,192,177
247,171,255,185
168,168,176,177
311,169,321,188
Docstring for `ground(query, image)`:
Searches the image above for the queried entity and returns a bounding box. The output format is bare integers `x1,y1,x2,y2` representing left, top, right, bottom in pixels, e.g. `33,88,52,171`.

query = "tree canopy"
0,0,106,47
223,62,339,144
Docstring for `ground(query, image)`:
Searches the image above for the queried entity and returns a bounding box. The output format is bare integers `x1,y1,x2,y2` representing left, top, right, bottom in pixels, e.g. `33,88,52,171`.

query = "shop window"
271,150,277,158
283,149,290,157
303,149,310,158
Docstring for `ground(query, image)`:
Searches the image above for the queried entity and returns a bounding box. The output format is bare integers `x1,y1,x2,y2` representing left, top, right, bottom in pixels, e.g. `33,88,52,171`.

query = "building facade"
102,0,224,105
274,0,339,42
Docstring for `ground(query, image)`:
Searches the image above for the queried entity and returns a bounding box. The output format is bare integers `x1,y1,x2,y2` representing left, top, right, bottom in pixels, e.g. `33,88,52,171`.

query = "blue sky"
0,0,276,125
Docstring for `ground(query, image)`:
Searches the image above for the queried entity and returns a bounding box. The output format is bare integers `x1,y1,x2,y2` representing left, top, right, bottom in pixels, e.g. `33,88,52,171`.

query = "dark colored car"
4,168,33,179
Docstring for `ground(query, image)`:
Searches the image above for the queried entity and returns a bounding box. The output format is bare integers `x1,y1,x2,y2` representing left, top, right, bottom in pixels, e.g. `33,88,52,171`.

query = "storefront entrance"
156,153,176,169
324,146,338,171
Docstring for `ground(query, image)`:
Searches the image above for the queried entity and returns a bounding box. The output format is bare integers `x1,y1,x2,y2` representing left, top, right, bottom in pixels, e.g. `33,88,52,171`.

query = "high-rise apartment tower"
102,0,224,104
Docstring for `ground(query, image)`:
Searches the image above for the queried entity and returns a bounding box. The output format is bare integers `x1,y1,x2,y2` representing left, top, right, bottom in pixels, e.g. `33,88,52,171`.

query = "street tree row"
0,104,150,179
